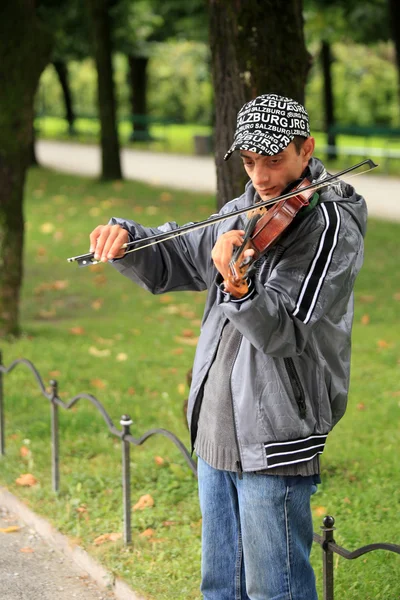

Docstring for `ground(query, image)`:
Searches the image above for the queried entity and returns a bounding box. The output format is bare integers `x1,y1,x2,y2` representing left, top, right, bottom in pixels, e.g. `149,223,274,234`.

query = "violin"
67,159,377,269
223,177,315,298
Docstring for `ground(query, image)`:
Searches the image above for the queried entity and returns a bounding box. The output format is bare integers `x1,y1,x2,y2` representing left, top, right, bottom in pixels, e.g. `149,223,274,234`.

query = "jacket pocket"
283,357,307,419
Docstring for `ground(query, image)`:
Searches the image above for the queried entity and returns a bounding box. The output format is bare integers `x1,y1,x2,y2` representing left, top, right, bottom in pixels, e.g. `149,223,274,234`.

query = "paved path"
36,140,400,222
0,506,115,600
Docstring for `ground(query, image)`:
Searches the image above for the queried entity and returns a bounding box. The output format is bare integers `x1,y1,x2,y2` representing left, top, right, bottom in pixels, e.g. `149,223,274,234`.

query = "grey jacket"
110,157,367,472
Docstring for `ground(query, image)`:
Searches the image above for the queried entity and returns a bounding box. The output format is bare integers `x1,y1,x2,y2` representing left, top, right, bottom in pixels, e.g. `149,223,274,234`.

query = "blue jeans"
197,457,318,600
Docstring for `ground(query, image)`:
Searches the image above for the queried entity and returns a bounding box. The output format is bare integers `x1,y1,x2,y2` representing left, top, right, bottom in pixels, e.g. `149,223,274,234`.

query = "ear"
302,137,315,164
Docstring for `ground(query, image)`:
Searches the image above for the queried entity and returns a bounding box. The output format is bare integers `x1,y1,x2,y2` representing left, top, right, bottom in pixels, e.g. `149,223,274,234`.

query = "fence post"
50,380,60,493
0,351,4,456
321,515,336,600
120,414,132,545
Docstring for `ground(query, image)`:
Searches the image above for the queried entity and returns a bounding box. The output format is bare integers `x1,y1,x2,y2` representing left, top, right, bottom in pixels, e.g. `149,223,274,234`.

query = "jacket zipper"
230,336,244,479
283,357,307,419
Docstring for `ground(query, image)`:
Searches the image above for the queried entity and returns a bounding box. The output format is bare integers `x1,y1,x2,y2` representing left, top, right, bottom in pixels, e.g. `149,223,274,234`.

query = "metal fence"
1,352,399,600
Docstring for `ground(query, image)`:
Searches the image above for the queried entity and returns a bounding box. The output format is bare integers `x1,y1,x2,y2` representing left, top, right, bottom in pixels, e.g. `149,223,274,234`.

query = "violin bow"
67,159,378,267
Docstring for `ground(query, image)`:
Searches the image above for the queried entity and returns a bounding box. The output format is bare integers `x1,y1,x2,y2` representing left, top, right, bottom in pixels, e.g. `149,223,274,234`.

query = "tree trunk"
321,40,337,161
388,0,400,105
86,0,122,180
208,0,311,208
0,2,53,337
53,59,76,134
128,55,151,141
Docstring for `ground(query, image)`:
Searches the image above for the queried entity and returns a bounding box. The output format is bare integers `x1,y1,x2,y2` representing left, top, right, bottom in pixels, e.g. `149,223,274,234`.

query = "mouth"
258,188,276,197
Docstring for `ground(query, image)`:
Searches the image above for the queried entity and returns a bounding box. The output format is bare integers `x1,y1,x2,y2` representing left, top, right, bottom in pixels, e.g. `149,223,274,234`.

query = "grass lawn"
1,167,399,599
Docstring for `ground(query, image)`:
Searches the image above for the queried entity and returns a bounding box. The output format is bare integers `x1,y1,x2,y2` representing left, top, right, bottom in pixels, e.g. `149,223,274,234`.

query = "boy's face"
240,137,315,201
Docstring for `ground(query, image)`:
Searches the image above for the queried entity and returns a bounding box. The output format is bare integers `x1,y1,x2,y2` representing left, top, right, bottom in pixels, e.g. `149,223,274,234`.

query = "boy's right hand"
89,224,130,262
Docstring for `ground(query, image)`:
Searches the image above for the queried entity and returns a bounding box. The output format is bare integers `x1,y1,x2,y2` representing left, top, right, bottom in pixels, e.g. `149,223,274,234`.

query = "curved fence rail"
1,352,399,597
0,352,196,543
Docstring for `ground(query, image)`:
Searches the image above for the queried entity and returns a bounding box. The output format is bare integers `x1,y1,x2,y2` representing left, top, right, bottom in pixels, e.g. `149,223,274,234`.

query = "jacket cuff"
215,273,256,303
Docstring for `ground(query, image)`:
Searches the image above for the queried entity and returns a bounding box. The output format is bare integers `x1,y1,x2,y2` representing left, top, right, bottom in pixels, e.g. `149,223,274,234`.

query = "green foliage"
36,41,213,124
0,168,400,599
306,42,399,129
36,38,397,129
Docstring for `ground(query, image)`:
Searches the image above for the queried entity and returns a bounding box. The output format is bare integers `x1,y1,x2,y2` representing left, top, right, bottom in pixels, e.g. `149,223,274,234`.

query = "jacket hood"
308,157,368,237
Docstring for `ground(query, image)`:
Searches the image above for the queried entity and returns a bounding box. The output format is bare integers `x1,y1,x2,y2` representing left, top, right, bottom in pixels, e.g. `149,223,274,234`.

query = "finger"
107,230,129,259
94,226,113,260
100,226,124,261
212,233,244,278
89,225,105,253
243,248,255,258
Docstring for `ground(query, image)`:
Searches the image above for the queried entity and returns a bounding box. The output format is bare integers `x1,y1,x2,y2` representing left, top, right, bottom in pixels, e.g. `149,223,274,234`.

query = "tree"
0,2,53,337
86,0,122,180
208,0,311,208
388,0,400,103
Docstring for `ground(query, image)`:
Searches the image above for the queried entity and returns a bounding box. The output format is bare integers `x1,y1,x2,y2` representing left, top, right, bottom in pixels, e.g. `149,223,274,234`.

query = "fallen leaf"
128,387,136,395
181,329,195,338
89,346,111,358
174,336,199,347
53,231,64,242
116,353,128,362
49,370,61,377
40,222,55,234
139,528,155,538
178,383,186,395
162,521,177,527
91,299,103,311
90,378,107,389
154,456,165,466
160,192,172,202
162,305,180,315
36,246,47,257
15,473,37,487
146,206,158,215
313,506,327,517
133,494,154,511
360,314,370,325
70,327,85,335
20,547,34,553
171,348,184,355
20,446,30,458
377,340,391,349
0,526,21,533
93,532,122,545
94,275,107,286
159,295,174,304
38,309,56,319
343,497,351,504
54,280,69,290
357,403,366,411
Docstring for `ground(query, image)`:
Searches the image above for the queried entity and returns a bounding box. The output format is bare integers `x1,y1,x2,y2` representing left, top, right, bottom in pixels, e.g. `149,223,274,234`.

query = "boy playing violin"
90,94,367,600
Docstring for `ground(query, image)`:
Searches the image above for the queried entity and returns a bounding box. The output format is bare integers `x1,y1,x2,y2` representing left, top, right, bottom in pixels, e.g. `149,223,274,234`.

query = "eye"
269,157,282,166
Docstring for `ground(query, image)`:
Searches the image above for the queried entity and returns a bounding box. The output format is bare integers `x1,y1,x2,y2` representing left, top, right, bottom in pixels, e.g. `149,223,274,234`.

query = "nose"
252,163,270,189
